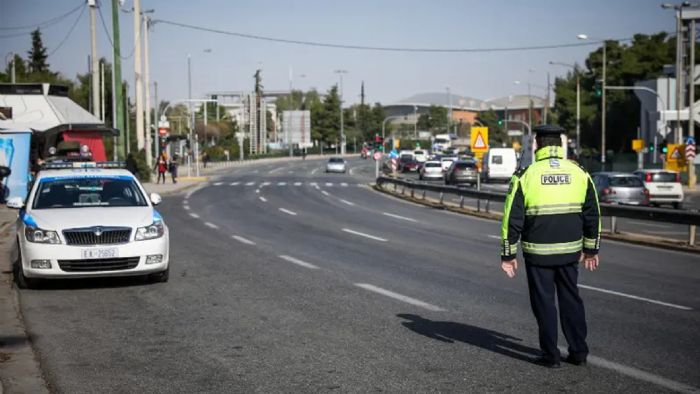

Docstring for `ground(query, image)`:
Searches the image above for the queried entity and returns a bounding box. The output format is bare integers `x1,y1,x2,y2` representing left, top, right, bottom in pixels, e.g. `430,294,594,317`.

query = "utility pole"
10,55,16,83
124,82,130,154
154,81,159,160
133,0,145,152
88,0,100,118
335,69,348,155
689,18,697,188
544,72,550,124
601,41,607,169
100,60,105,122
576,68,581,156
143,14,152,168
111,0,125,160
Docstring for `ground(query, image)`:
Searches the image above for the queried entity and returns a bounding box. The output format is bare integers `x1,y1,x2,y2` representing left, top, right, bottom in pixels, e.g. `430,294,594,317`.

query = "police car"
7,162,169,288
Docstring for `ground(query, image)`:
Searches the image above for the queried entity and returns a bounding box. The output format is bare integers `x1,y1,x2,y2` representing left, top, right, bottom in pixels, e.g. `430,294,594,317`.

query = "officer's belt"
522,239,583,255
525,203,582,216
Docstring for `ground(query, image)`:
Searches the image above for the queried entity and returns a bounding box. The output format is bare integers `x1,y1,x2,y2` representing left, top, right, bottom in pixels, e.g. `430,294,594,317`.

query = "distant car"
440,156,457,171
419,160,444,181
414,150,428,163
592,172,649,206
325,157,347,173
482,148,517,183
400,159,420,173
8,162,170,289
633,169,684,209
445,160,478,186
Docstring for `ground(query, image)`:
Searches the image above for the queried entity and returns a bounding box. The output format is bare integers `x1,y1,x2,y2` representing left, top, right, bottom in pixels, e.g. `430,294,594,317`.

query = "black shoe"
565,354,587,366
532,356,561,369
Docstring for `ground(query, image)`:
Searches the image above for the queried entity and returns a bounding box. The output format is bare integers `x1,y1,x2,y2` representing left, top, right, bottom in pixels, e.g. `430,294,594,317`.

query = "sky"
1,0,675,107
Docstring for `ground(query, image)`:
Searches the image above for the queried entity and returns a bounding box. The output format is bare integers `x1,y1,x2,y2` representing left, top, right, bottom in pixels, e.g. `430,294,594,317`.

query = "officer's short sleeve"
501,174,525,261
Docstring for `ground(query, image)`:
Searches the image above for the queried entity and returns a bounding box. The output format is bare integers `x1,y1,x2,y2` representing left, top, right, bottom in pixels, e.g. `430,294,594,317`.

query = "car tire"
149,266,170,283
14,248,38,290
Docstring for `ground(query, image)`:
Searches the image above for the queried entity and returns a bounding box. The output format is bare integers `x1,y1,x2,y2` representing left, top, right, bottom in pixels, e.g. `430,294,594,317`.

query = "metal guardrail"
376,176,700,246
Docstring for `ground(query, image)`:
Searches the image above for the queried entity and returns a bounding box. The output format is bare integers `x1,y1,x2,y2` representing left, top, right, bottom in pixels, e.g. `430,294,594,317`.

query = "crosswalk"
211,181,365,188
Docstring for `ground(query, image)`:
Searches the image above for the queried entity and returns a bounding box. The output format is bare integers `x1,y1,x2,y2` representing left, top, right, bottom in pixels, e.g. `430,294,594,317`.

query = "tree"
27,29,49,74
315,85,341,146
417,105,448,131
70,58,114,125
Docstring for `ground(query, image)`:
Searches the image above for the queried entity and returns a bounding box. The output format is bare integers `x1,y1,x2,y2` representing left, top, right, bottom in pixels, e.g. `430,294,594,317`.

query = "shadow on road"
397,314,539,363
24,276,152,291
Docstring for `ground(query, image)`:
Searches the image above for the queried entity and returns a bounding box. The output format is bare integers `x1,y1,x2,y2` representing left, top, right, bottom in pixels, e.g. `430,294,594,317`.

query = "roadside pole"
111,0,125,160
689,19,697,189
89,0,100,119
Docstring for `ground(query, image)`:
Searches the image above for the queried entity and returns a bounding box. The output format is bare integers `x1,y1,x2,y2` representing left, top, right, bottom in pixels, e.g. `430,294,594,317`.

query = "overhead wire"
151,18,634,53
48,3,87,57
96,3,135,59
0,1,84,31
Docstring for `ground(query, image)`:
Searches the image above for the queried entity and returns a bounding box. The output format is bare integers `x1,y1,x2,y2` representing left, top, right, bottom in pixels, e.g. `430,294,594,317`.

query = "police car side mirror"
0,166,10,178
6,197,24,209
150,193,162,206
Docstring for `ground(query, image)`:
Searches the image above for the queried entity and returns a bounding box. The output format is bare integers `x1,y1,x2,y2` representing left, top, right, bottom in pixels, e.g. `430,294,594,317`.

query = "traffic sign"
632,139,644,152
471,127,489,153
686,142,696,161
666,144,687,172
157,120,170,136
373,151,382,161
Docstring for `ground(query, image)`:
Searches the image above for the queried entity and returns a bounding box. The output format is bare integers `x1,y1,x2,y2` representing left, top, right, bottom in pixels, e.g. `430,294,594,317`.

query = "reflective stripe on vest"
525,203,582,216
521,239,583,255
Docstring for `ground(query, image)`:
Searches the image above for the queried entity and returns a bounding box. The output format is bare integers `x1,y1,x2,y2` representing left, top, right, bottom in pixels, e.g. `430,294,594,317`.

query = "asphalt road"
17,157,700,393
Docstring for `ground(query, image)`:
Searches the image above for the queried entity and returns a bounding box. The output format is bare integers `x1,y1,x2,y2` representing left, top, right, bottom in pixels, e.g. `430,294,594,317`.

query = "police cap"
533,125,566,135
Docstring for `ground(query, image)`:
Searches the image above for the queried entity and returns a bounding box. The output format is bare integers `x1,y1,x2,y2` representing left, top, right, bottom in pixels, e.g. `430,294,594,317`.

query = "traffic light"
659,140,668,154
497,119,504,126
648,142,654,152
594,81,602,97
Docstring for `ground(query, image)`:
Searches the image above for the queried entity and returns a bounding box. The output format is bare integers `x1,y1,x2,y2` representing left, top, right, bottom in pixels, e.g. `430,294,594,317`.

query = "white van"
414,150,428,163
482,148,517,182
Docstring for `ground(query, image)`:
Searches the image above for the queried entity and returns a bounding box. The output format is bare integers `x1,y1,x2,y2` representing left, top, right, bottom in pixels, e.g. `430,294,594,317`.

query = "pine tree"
27,29,50,73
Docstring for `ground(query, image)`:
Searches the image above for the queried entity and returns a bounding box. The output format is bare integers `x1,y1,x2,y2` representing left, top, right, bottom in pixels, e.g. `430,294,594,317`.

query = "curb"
373,184,700,255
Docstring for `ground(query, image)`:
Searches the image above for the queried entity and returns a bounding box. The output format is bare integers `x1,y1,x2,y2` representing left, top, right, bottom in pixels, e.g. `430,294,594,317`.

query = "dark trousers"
157,172,166,184
525,262,588,362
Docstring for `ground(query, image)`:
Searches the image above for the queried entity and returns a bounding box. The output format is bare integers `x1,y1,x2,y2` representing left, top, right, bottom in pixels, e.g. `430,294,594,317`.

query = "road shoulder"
0,207,49,393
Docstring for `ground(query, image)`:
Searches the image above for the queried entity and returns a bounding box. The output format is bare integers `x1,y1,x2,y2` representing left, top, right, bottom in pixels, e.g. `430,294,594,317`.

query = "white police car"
7,162,169,288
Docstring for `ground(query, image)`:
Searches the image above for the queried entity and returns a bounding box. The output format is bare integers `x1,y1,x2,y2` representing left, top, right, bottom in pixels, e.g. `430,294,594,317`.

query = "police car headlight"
135,221,164,241
25,227,61,244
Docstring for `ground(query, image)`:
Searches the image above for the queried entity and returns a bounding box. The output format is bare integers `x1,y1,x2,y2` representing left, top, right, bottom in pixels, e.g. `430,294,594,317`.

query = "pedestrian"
202,151,210,168
125,152,138,177
500,125,601,369
169,154,179,184
155,155,167,184
302,148,307,160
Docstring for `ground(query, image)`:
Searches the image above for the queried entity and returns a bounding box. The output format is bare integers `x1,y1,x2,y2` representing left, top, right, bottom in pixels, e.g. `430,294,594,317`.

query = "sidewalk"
0,207,49,393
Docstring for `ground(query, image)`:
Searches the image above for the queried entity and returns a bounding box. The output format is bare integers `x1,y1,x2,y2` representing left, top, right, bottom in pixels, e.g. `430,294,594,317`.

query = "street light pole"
578,34,608,169
414,105,418,139
133,0,145,153
550,61,581,155
89,0,100,119
334,70,348,155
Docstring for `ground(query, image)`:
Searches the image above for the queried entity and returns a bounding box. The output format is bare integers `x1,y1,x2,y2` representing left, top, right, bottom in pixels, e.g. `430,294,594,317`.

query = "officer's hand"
501,259,518,278
583,254,599,271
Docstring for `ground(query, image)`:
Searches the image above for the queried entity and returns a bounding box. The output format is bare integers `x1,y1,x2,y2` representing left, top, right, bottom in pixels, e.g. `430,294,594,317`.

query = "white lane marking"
294,182,302,186
340,199,355,206
232,235,256,245
342,228,387,242
321,190,330,196
189,213,200,219
183,199,188,205
261,181,271,187
325,182,333,187
255,189,260,194
288,171,294,174
556,346,700,394
487,235,500,239
251,170,259,174
311,168,319,175
340,182,348,187
268,167,285,174
578,284,692,311
279,255,319,270
628,220,672,229
277,182,287,186
382,212,417,223
349,168,355,175
183,205,190,210
204,222,219,229
309,182,318,187
230,182,240,186
259,196,267,202
279,208,298,216
213,182,224,186
355,283,445,312
245,182,255,186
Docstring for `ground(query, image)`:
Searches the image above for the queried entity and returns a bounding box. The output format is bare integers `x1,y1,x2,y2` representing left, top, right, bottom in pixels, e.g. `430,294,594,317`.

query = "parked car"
419,160,444,180
633,169,684,209
445,160,478,186
325,157,347,173
591,172,649,206
8,161,170,288
481,148,517,183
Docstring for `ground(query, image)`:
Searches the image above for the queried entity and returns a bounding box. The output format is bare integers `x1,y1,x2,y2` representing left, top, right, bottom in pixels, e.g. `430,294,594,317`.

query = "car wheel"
149,266,170,283
14,247,38,289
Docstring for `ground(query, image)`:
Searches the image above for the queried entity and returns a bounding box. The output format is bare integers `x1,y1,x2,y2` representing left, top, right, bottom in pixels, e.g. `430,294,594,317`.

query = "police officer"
500,125,601,368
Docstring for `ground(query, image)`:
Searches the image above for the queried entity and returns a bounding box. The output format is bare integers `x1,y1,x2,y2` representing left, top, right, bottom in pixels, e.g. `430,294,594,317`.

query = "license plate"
657,185,672,189
81,248,118,259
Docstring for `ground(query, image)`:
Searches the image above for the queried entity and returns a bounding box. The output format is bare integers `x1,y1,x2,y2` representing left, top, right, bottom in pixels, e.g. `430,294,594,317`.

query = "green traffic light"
649,145,655,152
497,119,503,126
662,147,668,153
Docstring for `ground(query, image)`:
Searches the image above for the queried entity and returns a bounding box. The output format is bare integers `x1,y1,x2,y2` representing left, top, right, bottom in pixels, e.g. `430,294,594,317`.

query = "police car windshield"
33,176,148,209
